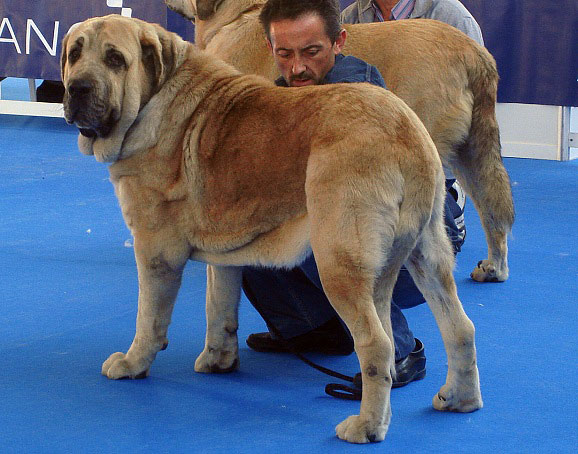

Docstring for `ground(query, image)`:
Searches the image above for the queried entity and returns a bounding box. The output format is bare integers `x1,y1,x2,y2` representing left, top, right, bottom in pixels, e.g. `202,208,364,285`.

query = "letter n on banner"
27,19,59,56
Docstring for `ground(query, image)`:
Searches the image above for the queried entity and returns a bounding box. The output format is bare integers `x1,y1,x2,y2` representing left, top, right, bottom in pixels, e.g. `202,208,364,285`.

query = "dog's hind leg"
102,235,189,379
452,135,514,283
308,187,409,443
404,212,483,412
315,245,394,443
371,235,419,384
194,265,241,373
450,64,514,282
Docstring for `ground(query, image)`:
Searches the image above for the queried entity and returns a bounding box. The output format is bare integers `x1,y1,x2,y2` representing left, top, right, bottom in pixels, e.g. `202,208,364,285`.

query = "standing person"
341,0,483,45
243,0,462,388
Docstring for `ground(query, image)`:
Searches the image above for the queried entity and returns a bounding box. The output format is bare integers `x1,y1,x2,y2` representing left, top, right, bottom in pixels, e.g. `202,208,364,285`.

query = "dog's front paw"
433,382,483,413
471,259,508,282
335,415,387,444
194,348,239,374
102,352,150,380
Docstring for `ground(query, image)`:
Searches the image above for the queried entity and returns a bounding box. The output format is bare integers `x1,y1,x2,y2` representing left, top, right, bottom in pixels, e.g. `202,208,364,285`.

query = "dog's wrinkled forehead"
64,16,138,65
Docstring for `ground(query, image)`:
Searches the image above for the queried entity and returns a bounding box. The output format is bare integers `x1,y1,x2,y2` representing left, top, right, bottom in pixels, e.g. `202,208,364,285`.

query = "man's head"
260,0,346,86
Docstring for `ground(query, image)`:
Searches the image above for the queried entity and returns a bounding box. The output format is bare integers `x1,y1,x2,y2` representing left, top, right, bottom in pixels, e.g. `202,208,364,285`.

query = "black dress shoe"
246,317,354,356
392,338,426,388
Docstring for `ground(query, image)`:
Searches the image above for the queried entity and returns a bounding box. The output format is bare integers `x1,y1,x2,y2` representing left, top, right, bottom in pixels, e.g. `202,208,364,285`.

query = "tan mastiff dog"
61,15,482,444
166,0,515,283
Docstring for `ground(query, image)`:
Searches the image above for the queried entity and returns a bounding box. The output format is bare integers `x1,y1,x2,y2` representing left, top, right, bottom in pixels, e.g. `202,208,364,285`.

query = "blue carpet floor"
0,109,577,453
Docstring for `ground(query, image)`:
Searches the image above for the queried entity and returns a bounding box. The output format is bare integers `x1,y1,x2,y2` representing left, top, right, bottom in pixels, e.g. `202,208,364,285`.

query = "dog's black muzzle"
64,77,116,139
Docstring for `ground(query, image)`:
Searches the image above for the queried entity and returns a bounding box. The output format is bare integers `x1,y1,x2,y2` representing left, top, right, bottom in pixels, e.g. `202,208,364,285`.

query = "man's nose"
291,55,306,74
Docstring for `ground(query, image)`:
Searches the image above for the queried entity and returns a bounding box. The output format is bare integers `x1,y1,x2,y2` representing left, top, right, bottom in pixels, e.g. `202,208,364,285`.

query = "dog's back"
190,5,514,282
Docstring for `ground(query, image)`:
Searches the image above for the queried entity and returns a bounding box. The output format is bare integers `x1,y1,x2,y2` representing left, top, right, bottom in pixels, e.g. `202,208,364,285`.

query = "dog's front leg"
194,265,241,373
102,237,187,379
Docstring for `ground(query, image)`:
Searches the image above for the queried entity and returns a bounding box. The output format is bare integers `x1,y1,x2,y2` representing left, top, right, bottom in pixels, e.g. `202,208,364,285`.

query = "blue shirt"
373,0,416,21
275,54,387,89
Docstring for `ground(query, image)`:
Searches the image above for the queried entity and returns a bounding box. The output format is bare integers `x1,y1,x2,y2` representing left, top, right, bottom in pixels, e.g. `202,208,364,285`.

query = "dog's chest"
110,175,180,234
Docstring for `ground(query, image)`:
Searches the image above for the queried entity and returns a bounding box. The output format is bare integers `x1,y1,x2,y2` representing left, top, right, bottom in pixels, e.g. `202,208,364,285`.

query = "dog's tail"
457,45,515,239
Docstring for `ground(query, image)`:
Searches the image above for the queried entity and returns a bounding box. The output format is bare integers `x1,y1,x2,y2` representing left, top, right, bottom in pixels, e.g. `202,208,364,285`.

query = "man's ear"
265,37,273,54
333,28,347,54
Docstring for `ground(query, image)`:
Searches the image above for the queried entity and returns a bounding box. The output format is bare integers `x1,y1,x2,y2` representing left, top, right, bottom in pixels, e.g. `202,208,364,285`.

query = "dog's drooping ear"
60,23,83,81
140,24,179,91
196,0,224,20
60,33,70,79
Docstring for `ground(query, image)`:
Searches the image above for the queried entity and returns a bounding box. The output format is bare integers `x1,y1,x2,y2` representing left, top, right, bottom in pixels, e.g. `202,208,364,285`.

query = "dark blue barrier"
1,1,576,106
0,0,193,81
340,0,577,107
461,0,577,107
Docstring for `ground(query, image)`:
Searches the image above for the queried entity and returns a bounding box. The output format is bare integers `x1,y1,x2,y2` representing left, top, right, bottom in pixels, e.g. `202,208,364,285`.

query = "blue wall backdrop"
460,0,577,107
339,0,577,107
1,0,576,106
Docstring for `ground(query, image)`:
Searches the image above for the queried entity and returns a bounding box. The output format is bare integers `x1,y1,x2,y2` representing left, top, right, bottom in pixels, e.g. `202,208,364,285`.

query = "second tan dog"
167,0,515,283
61,15,482,445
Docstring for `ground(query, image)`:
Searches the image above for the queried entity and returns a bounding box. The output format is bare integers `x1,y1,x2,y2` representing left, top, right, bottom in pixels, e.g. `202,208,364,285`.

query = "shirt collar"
372,0,416,21
321,54,345,84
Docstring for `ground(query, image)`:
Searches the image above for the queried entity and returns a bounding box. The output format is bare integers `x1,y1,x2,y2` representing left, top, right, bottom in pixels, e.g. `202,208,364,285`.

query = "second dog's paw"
471,259,508,282
433,383,483,413
102,352,149,380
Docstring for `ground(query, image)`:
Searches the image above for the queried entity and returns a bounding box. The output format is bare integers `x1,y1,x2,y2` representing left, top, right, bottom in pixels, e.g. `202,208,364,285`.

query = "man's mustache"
290,71,315,83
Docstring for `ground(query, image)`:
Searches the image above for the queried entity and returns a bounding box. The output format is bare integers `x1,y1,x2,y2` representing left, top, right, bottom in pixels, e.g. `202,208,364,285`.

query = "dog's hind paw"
194,348,239,374
102,352,150,380
470,259,508,282
335,415,387,444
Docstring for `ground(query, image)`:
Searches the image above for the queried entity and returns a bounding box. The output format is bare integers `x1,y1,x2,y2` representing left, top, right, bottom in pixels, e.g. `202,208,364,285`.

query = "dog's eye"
105,49,126,69
68,47,81,64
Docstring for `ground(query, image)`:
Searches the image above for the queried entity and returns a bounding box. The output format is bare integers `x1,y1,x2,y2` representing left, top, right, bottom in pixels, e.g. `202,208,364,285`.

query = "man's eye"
307,49,320,57
277,52,290,59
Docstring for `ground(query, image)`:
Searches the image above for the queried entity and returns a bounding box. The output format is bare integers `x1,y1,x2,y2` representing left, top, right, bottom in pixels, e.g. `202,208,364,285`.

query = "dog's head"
165,0,252,21
61,15,182,163
165,0,200,20
165,1,221,21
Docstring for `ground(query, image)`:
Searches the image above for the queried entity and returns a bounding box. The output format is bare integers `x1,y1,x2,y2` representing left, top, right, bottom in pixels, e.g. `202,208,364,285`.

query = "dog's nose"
68,79,93,98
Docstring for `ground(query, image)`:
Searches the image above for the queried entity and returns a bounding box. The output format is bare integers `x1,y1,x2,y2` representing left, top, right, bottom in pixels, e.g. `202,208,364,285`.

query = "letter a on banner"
0,18,22,54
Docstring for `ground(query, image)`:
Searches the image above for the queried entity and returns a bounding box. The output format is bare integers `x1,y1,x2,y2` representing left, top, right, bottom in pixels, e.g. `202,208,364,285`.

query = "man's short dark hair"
260,0,342,43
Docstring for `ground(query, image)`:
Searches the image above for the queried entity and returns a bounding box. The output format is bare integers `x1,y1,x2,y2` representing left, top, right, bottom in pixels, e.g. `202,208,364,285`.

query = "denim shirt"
275,54,387,89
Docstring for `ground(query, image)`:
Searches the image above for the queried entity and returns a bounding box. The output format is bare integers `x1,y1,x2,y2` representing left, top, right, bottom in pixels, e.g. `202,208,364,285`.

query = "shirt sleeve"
455,16,484,46
341,4,359,24
366,66,387,89
426,2,485,46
